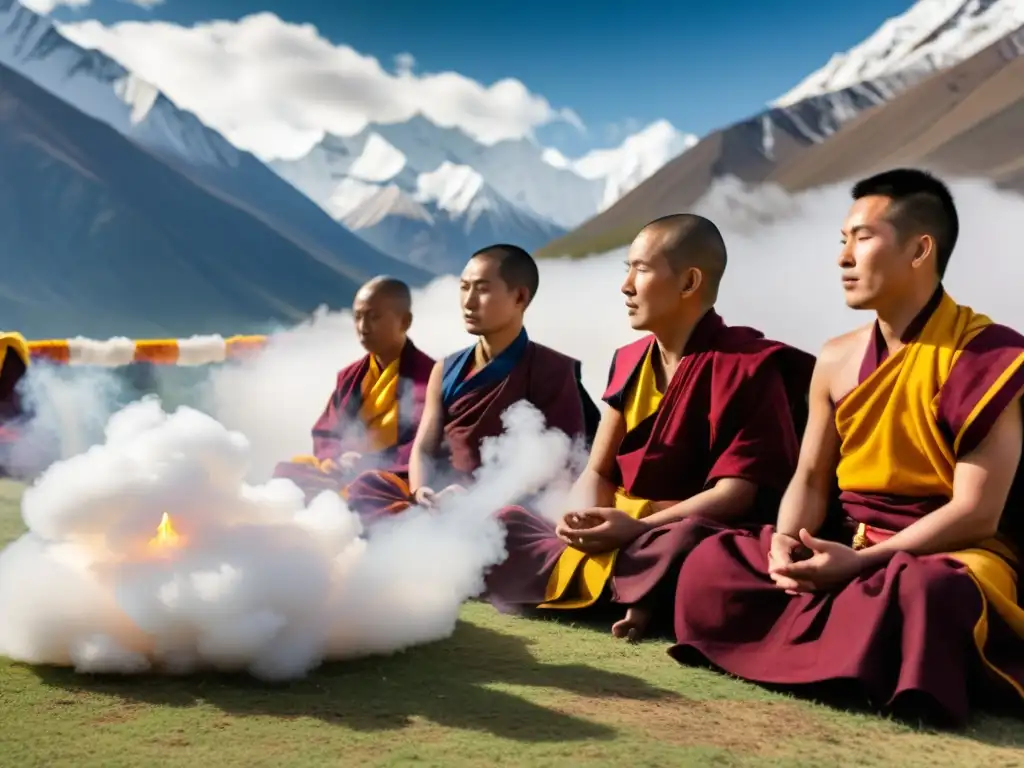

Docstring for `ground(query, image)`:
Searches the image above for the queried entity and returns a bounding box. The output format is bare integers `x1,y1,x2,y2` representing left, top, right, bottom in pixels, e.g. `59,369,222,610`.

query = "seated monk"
0,330,30,477
669,169,1024,728
482,215,815,641
347,244,599,516
272,277,434,516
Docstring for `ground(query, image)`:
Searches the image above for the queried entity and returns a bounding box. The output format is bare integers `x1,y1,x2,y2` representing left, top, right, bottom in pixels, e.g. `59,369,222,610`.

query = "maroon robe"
348,333,593,518
668,294,1024,728
272,339,434,506
483,309,815,619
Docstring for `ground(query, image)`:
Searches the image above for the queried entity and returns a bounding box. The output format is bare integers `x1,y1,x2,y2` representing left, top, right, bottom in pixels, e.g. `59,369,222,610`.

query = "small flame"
148,512,181,549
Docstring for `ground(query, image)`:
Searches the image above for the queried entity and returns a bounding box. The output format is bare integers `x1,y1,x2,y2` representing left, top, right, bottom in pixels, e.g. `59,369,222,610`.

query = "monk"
669,169,1024,728
272,277,434,517
346,244,599,516
483,215,815,641
0,330,30,477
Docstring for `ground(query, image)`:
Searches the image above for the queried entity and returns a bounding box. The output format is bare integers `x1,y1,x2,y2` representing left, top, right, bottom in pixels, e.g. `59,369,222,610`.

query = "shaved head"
470,244,539,306
639,214,727,301
352,275,413,357
356,275,412,314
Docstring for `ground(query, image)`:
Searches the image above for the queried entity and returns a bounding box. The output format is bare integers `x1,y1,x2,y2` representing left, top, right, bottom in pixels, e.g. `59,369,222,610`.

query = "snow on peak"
343,184,432,230
0,0,155,125
347,133,407,183
541,147,570,169
774,0,1024,106
0,0,237,167
545,119,698,211
415,162,487,215
111,72,160,125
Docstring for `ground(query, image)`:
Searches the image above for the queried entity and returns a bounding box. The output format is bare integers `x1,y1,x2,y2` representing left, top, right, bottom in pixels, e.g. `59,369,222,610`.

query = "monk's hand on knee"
768,533,809,593
769,528,865,592
556,512,590,546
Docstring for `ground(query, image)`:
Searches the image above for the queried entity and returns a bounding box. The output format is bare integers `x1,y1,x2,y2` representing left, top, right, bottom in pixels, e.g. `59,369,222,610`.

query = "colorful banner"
24,335,269,366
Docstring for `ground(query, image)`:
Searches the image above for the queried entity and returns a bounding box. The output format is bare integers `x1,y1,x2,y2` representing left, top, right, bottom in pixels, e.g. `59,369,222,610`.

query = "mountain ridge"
775,0,1024,106
0,0,433,287
0,58,391,340
537,0,1024,260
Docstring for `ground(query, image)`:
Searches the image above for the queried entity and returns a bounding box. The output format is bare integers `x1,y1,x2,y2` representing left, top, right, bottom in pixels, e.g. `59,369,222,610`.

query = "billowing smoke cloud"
2,176,1023,678
0,396,573,678
4,365,129,478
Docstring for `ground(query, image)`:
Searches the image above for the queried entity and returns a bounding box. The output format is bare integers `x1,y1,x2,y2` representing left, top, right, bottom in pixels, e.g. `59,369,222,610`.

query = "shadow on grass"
27,620,681,743
668,647,1024,749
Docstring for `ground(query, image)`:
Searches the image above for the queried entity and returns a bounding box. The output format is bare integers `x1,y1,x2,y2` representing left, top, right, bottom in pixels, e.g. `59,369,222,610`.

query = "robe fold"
0,331,29,477
272,339,434,511
483,309,816,616
350,328,596,517
668,289,1024,727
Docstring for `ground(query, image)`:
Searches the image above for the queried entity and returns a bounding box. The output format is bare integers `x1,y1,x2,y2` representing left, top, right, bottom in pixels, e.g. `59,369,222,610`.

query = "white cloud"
57,12,583,161
19,0,90,15
21,0,163,13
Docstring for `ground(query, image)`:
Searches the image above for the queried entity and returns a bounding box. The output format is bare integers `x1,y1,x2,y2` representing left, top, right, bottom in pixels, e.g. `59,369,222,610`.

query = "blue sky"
50,0,914,155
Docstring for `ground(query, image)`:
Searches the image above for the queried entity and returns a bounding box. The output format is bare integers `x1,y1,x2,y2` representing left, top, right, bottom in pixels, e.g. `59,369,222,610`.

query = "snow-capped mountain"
0,58,387,340
7,2,698,274
0,0,234,166
544,11,1024,261
543,120,699,211
270,113,695,270
775,0,1024,106
271,114,602,230
0,0,432,287
272,127,569,272
339,163,565,273
539,75,926,259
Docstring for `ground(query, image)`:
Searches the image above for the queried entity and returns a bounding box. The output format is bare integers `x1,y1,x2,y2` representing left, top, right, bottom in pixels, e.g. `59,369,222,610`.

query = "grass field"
0,480,1021,766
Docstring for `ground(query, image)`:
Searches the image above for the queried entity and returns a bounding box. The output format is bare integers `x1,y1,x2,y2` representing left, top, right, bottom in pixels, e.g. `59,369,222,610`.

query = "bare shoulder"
426,360,444,391
813,323,872,402
817,323,872,371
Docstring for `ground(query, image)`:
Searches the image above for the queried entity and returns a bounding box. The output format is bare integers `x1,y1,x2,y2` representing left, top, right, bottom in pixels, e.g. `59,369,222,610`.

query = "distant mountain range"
50,7,699,273
1,0,699,301
0,0,435,338
3,0,1021,341
265,113,696,270
0,58,382,339
539,0,1024,259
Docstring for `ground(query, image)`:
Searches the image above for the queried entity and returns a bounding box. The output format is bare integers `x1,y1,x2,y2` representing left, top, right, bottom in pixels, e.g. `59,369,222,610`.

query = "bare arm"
858,396,1023,565
567,405,625,509
775,347,842,539
637,478,757,529
638,360,800,529
407,361,445,491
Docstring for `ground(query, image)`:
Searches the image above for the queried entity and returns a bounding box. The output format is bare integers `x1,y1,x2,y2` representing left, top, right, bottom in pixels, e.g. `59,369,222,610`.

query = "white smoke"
0,395,572,678
4,365,128,477
2,175,1023,678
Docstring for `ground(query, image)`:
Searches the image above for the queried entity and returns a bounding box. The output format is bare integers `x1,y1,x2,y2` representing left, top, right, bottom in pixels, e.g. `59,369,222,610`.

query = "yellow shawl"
836,292,1024,697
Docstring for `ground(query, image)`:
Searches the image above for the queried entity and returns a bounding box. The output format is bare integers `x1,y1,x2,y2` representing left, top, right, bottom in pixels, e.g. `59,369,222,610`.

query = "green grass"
0,480,1021,767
